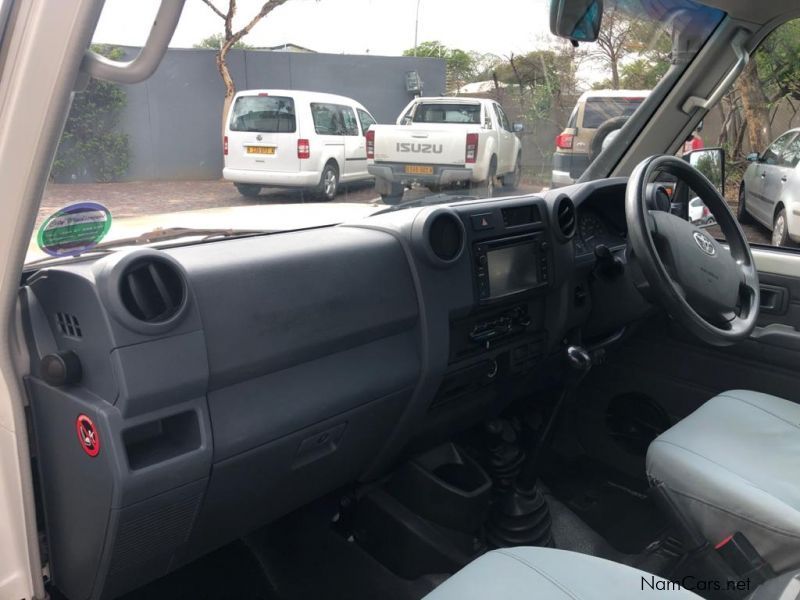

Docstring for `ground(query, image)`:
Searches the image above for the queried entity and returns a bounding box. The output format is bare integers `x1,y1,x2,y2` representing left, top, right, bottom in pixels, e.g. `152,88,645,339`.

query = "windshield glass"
412,103,482,124
27,0,724,263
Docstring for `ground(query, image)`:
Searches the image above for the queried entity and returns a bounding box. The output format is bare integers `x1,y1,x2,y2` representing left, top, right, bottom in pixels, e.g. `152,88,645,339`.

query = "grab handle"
81,0,186,84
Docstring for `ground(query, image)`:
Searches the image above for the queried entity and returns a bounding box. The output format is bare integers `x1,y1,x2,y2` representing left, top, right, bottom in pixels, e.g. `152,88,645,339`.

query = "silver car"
738,127,800,246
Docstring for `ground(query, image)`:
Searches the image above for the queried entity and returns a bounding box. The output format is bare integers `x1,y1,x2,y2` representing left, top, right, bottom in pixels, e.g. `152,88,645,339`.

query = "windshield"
229,95,297,133
27,0,724,263
412,103,482,124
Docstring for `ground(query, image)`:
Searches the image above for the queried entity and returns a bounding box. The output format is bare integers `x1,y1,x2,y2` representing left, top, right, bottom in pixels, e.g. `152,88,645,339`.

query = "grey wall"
117,48,446,181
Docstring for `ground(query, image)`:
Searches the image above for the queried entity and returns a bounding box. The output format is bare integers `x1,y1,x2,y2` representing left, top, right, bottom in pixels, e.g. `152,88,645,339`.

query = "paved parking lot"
39,179,772,246
38,179,543,229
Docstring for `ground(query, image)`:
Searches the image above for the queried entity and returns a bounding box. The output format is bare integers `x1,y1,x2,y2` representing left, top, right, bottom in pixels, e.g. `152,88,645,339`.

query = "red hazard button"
470,213,495,231
76,414,100,457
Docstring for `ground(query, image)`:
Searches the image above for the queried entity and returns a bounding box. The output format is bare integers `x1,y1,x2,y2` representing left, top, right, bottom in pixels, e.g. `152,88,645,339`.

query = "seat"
647,390,800,573
422,547,702,599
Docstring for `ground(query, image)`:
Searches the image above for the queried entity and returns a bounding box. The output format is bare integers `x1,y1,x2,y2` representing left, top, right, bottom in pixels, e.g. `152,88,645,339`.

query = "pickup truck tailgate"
372,124,473,165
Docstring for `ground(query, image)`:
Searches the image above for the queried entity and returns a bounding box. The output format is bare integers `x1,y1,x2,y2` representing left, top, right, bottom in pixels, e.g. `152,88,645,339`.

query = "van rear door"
226,94,299,174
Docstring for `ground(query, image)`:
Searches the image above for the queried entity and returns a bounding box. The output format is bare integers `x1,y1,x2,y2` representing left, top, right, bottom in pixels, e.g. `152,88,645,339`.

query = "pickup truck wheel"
478,158,498,198
314,163,339,202
502,155,522,190
380,182,405,205
235,183,261,198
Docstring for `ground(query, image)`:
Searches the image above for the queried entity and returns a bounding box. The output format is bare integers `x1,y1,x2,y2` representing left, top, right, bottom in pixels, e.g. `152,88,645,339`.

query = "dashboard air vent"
119,258,186,324
429,212,465,263
56,312,82,338
555,195,576,240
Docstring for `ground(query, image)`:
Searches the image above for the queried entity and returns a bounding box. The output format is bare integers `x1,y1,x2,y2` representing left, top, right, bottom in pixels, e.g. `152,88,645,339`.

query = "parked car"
738,127,800,246
552,89,650,187
223,90,378,200
367,97,523,203
689,197,715,224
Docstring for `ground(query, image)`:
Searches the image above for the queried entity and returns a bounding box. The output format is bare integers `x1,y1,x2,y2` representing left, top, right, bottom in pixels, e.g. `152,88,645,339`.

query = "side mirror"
684,147,726,195
513,122,525,133
550,0,604,43
746,152,760,162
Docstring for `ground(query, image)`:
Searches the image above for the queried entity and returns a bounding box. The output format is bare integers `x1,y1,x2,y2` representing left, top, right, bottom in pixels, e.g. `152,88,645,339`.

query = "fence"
109,47,446,181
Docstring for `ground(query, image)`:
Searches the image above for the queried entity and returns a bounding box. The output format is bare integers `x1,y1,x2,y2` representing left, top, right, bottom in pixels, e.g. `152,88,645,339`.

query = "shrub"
51,45,130,183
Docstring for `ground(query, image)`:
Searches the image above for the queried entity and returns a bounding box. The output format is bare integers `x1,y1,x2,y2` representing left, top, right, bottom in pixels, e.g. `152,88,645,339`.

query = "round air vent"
429,212,464,262
413,208,466,267
119,257,186,323
553,194,576,240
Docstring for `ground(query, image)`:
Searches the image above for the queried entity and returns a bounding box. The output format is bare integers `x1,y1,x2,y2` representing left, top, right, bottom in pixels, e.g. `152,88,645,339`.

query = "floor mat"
543,458,665,554
116,540,275,600
245,501,440,600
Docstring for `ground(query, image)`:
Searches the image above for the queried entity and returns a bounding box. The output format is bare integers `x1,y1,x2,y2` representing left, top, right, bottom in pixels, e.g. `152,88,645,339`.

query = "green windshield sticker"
37,202,112,258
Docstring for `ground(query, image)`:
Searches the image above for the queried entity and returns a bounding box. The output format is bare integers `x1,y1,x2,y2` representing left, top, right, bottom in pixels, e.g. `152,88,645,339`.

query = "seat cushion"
423,547,702,599
647,390,800,572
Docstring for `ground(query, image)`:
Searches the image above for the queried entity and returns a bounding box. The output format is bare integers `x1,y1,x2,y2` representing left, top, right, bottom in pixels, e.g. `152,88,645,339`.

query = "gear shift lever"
485,345,594,548
516,345,592,492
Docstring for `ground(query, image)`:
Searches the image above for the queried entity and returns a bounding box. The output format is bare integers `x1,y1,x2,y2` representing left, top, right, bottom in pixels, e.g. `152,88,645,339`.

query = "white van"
223,90,378,200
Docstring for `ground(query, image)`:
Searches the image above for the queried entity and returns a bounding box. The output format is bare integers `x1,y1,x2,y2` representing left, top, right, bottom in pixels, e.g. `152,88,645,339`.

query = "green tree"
403,41,478,92
194,33,252,50
586,6,670,90
52,45,130,183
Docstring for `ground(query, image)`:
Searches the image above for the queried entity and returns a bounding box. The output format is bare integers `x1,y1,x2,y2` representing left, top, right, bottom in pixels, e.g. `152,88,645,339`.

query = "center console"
428,197,557,412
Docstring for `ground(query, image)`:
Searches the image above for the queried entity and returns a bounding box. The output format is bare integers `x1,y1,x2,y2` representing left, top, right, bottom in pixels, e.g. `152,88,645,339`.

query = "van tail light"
366,129,375,160
223,135,228,156
555,133,574,150
297,138,310,159
703,205,710,217
465,133,479,164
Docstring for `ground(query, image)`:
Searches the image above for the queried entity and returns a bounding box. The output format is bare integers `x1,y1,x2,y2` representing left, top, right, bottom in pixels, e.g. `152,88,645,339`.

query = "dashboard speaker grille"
119,258,185,323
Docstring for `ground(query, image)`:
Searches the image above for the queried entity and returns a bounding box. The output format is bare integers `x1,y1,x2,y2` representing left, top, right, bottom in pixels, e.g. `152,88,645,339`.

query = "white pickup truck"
367,97,524,202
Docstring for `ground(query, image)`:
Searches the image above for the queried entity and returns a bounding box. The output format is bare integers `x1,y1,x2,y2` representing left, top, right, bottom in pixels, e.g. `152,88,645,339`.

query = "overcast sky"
92,0,555,58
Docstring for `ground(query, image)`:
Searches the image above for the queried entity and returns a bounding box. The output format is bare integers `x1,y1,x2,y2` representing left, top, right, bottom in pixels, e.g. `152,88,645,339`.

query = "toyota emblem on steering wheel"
693,231,716,256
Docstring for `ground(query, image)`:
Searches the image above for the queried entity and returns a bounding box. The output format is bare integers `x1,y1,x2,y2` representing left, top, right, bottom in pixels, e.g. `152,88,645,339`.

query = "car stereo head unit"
474,234,549,302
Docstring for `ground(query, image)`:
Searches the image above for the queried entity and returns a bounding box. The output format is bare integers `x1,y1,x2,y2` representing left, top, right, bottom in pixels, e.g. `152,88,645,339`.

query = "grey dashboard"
20,180,632,599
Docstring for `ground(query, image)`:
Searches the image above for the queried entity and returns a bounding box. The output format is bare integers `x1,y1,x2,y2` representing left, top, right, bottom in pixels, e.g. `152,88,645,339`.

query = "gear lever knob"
566,345,592,372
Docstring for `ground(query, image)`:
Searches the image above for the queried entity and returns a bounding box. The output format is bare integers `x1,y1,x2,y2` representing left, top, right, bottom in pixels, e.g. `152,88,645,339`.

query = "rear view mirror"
550,0,604,43
746,152,760,162
513,122,525,133
685,147,726,194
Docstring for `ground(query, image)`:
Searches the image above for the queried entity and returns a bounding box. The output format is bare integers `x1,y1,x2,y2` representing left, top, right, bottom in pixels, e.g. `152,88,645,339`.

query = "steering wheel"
625,155,760,346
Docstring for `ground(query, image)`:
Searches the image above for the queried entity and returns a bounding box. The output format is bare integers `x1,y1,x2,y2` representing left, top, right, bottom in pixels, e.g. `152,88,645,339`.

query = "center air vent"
425,210,465,267
554,194,576,240
119,258,186,324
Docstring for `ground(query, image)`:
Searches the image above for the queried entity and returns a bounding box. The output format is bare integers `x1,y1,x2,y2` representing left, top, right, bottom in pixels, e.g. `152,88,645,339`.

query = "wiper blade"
371,193,478,215
91,226,271,249
25,227,272,267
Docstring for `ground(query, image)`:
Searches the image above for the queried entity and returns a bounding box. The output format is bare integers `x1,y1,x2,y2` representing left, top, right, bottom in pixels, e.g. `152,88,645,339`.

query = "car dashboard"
20,177,641,600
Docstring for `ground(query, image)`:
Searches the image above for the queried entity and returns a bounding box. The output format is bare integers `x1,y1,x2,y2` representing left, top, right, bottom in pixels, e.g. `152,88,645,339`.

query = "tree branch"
225,0,291,51
225,0,236,39
199,0,226,20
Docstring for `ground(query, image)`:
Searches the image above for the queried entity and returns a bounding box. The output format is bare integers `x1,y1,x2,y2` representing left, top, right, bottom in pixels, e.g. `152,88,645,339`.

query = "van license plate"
405,165,433,175
247,146,276,155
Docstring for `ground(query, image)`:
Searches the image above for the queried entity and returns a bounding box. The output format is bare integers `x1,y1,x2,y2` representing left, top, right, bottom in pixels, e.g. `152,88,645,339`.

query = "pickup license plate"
404,165,434,175
246,146,276,155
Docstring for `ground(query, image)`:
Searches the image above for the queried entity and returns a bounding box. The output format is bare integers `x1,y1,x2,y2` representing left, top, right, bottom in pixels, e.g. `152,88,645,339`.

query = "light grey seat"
423,547,701,599
647,390,800,573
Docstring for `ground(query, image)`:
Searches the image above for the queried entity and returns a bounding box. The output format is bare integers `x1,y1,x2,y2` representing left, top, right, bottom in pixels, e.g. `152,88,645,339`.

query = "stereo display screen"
486,242,539,298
